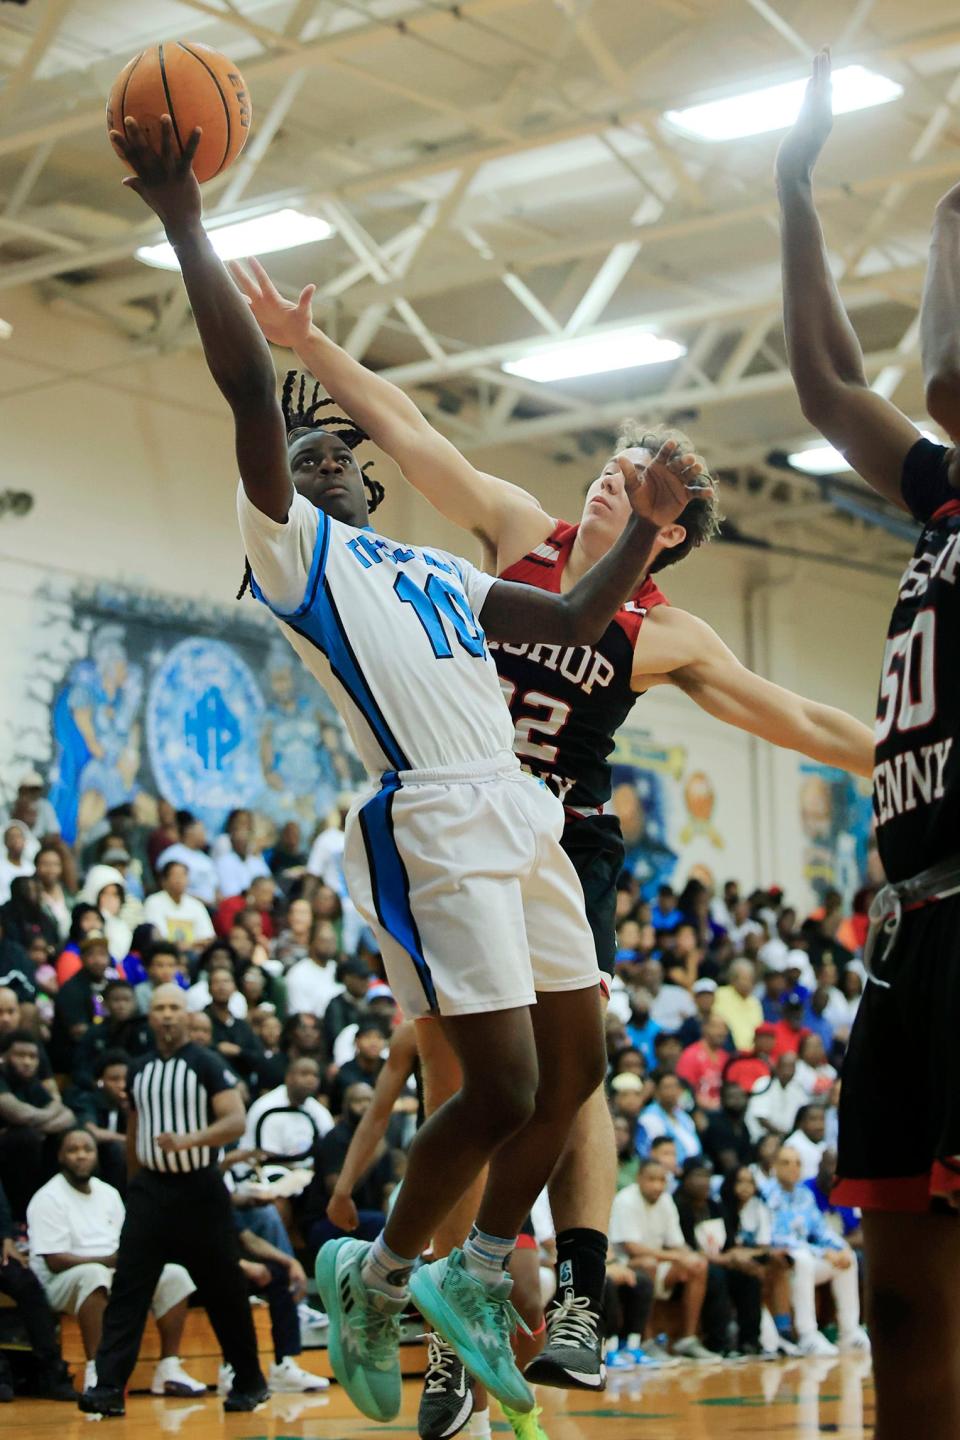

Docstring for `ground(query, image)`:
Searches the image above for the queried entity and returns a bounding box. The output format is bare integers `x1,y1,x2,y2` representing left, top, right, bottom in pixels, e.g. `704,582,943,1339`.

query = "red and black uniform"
491,519,667,975
837,438,960,1211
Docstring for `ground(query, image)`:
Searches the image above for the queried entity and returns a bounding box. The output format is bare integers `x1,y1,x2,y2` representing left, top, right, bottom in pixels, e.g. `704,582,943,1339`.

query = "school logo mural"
798,762,873,908
20,579,363,844
610,731,689,897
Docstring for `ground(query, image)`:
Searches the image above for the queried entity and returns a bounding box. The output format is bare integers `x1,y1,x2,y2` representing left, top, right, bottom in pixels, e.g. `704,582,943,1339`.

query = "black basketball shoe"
418,1332,474,1440
78,1384,125,1417
525,1290,605,1391
224,1382,272,1412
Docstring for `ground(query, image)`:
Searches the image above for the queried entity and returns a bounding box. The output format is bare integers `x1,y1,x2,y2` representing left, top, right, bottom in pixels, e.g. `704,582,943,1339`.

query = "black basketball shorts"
560,812,626,981
836,893,960,1212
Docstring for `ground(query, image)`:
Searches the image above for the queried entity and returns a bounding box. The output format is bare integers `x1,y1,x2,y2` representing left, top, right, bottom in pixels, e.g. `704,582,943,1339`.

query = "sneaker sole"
315,1239,401,1423
409,1268,534,1415
78,1397,125,1417
269,1377,331,1393
525,1352,606,1391
417,1387,474,1440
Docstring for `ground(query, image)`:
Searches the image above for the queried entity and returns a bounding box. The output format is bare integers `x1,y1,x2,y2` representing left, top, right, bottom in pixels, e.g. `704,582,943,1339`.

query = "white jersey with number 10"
238,484,515,779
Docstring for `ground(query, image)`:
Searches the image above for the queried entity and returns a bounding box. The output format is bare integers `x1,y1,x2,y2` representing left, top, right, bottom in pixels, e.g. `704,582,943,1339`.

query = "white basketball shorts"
343,752,601,1019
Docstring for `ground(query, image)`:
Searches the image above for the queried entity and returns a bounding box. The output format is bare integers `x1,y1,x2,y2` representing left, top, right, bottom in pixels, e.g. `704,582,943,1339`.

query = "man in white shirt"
306,822,347,888
784,1104,829,1182
143,862,214,950
241,1058,334,1169
746,1053,809,1144
286,923,343,1018
0,823,34,905
609,1158,715,1360
641,958,697,1034
214,810,271,900
27,1128,204,1397
156,814,219,907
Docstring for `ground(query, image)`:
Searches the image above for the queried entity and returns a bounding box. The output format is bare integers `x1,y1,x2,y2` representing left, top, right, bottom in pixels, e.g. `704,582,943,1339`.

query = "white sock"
462,1226,515,1289
469,1407,492,1438
361,1233,415,1301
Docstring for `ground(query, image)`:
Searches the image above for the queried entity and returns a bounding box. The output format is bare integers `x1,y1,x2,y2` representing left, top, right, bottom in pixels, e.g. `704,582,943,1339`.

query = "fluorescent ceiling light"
136,208,333,270
503,327,685,383
789,429,937,475
665,65,903,142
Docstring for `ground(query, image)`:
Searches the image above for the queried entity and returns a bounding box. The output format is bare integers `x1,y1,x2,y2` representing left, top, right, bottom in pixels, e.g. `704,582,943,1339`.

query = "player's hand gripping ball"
107,41,251,183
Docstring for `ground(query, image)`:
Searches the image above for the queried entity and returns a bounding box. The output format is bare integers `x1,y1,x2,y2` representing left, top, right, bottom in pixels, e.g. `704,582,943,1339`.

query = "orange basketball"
107,42,252,184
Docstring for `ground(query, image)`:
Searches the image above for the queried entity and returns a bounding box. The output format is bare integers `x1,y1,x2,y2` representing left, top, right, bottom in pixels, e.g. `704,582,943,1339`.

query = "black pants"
0,1257,62,1370
701,1263,762,1352
250,1260,299,1363
724,1265,762,1349
95,1168,264,1394
602,1270,654,1341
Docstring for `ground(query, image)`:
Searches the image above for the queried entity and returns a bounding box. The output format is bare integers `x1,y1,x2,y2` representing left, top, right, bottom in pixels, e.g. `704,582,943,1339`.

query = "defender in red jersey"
234,256,873,1401
779,49,960,1440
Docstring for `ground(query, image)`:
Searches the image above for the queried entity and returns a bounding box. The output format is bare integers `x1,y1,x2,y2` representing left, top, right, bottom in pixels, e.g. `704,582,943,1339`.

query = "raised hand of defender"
109,114,202,234
776,48,833,185
619,439,713,529
229,256,317,349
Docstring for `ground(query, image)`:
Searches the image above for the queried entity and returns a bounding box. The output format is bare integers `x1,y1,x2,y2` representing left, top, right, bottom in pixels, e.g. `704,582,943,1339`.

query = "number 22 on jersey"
499,679,572,763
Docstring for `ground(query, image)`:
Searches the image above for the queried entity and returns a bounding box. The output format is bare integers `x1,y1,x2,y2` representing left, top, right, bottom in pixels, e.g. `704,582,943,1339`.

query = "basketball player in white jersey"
112,116,714,1427
232,254,875,1407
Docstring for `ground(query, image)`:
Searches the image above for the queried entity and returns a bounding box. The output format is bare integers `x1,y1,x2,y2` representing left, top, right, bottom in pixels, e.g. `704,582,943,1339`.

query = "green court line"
698,1393,842,1407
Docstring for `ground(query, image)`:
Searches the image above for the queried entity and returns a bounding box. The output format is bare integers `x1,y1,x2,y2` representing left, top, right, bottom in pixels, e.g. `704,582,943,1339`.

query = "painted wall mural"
797,761,874,908
14,577,363,844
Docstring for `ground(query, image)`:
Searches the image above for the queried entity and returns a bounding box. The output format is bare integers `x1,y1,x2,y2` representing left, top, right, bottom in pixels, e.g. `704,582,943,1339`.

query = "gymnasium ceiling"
2,0,959,570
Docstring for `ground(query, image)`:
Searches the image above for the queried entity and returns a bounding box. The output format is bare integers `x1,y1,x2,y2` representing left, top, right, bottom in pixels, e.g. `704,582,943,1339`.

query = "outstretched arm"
327,1021,419,1231
923,182,960,443
479,444,710,644
229,259,548,558
110,118,292,523
776,49,919,509
640,609,874,778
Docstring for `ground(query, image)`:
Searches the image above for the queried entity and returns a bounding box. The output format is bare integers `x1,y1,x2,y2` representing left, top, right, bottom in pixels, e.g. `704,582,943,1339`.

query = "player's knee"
577,1038,608,1102
466,1064,537,1140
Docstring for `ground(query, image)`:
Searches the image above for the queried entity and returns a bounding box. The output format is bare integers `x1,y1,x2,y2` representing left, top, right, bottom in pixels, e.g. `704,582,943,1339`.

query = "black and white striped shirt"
129,1043,238,1174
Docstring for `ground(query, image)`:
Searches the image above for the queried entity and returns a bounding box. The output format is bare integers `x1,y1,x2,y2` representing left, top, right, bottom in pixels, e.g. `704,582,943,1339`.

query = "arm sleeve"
675,1200,698,1249
608,1190,631,1246
236,482,322,613
192,1047,241,1098
26,1190,71,1256
664,1196,686,1249
807,1193,844,1251
768,1196,791,1249
901,438,956,522
449,554,498,619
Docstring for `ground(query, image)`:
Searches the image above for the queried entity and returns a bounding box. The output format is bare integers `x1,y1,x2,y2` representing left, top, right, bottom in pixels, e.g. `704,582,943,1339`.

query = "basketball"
106,42,251,183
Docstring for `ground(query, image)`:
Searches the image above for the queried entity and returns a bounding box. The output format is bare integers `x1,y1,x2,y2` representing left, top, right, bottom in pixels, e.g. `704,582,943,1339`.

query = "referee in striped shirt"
79,984,268,1417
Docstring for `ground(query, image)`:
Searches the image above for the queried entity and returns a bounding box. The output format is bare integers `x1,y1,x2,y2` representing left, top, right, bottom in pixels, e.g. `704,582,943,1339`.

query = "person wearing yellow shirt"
713,960,764,1052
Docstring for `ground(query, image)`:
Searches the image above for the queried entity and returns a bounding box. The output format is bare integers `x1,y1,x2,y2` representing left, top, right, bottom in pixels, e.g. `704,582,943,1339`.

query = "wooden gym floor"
3,1357,875,1438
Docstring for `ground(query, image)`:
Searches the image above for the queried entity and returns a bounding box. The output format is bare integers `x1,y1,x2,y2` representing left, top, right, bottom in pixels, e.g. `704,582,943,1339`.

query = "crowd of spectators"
602,873,872,1366
0,776,405,1401
0,767,875,1395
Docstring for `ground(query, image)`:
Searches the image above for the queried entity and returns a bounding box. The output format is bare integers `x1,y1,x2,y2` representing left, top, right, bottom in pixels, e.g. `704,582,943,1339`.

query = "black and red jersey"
491,519,667,813
874,438,960,883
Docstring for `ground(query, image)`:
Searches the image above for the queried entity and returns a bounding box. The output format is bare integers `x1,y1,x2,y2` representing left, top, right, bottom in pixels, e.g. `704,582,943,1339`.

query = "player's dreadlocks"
237,371,383,600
